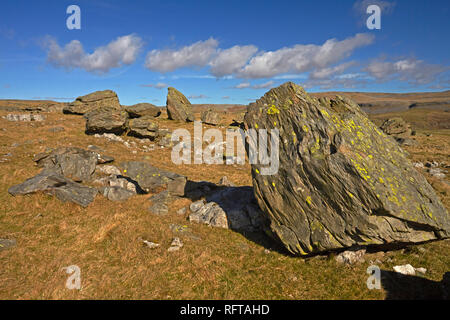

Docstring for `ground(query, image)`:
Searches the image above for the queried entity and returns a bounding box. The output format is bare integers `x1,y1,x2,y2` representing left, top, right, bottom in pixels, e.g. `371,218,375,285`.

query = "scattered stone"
413,162,424,169
244,82,450,256
4,113,45,122
96,165,121,176
429,168,446,179
8,171,97,207
425,161,439,168
190,200,206,212
125,103,161,118
102,186,134,201
167,237,183,252
0,238,17,251
48,126,65,133
148,190,170,215
189,201,229,229
94,133,124,143
142,240,160,249
177,207,187,215
121,161,187,196
393,264,416,276
415,267,427,275
201,109,221,125
218,176,235,187
64,90,121,115
166,87,194,122
335,248,366,265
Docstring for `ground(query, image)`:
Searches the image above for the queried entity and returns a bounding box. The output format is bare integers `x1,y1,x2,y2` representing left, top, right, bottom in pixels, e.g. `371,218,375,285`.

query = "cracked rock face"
244,82,449,256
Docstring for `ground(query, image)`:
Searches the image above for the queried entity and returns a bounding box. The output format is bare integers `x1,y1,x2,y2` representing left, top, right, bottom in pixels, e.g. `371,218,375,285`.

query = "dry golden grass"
0,106,449,300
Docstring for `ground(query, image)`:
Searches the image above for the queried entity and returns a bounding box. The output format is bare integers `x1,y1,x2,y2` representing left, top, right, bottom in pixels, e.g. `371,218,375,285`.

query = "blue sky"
0,0,449,105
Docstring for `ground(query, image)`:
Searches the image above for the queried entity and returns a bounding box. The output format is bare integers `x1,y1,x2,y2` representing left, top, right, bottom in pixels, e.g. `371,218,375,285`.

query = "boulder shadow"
183,180,291,256
380,270,449,300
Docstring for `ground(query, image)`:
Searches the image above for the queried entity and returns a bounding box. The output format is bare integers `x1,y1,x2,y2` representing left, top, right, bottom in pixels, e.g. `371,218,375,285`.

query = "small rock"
167,237,183,252
102,186,134,201
218,176,235,187
189,200,205,212
142,240,160,249
413,162,424,169
393,264,416,276
415,267,427,275
0,238,17,251
96,165,121,176
335,248,366,265
177,207,187,215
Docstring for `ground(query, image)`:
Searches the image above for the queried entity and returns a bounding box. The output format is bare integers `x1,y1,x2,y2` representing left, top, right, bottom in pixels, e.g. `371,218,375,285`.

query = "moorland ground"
0,92,449,300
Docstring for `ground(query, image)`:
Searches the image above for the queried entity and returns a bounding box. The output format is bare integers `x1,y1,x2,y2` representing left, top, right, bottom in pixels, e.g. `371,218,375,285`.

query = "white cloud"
140,82,168,89
234,82,251,89
188,94,209,99
145,38,218,72
143,33,374,80
44,34,143,74
238,33,374,78
365,58,447,84
233,80,275,90
309,61,356,80
209,45,258,77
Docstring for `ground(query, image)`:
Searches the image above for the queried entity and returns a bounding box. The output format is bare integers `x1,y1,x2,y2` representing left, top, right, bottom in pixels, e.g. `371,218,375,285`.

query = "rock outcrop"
166,87,194,122
380,117,412,138
380,117,416,146
8,171,98,207
125,103,161,118
64,90,120,115
85,106,128,135
201,109,221,125
127,117,158,139
244,82,449,256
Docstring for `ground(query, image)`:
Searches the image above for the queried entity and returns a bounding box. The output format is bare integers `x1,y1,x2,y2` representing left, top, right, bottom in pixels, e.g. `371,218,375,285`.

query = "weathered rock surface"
127,117,158,139
148,190,170,215
380,117,412,138
201,109,221,125
125,103,161,118
8,171,97,207
64,90,120,115
33,147,101,182
102,186,135,201
85,106,128,135
120,161,186,195
166,87,194,122
244,82,450,256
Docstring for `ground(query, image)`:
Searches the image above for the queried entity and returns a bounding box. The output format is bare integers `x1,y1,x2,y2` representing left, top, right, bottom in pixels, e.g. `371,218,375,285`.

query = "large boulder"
201,109,221,125
166,87,194,122
380,117,412,138
127,117,158,139
85,106,128,135
244,82,449,256
125,103,161,118
64,90,121,115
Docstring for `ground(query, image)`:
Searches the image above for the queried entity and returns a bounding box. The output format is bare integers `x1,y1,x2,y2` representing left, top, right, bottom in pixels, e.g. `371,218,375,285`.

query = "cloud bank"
43,34,143,74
